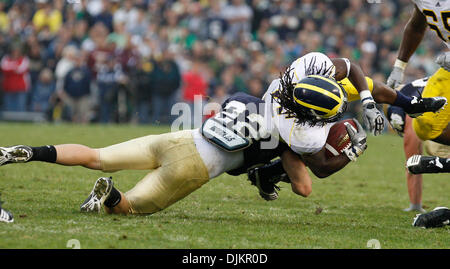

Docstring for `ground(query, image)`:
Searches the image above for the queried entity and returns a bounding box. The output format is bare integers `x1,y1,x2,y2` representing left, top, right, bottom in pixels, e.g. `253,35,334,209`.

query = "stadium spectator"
96,55,123,123
182,59,208,125
1,43,30,112
135,59,154,124
222,0,253,42
91,0,114,33
31,68,55,115
0,1,9,33
60,54,91,123
54,45,78,93
149,48,181,124
32,0,63,34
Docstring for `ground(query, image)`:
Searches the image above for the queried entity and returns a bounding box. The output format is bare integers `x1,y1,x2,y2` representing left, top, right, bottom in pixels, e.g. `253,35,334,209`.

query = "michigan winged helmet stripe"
292,75,346,119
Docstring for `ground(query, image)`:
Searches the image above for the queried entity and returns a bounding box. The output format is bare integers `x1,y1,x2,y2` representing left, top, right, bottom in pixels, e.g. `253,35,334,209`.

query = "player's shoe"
0,145,33,166
413,207,450,228
407,96,447,118
0,206,14,223
406,155,446,174
247,166,280,201
80,177,113,213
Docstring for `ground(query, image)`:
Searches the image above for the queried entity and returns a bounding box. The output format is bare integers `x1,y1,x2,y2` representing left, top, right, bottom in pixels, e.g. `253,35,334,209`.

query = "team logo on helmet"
272,71,347,126
293,75,347,121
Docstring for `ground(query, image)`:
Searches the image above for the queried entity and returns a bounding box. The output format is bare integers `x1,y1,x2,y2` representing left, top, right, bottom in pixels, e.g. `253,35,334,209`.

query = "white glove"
389,112,405,136
362,99,385,136
343,120,367,162
387,59,407,89
436,52,450,72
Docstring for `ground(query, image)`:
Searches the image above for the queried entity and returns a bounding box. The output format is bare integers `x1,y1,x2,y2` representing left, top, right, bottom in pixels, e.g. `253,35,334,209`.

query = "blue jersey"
204,92,288,176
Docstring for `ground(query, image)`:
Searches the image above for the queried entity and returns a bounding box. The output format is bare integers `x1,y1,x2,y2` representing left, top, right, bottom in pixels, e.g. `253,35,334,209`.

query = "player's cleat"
406,155,447,174
247,166,280,201
80,177,113,213
0,206,14,223
413,207,450,228
0,145,33,166
407,96,447,118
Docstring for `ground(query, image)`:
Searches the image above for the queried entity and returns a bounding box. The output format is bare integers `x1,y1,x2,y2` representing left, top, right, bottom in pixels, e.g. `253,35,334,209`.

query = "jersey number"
423,9,450,42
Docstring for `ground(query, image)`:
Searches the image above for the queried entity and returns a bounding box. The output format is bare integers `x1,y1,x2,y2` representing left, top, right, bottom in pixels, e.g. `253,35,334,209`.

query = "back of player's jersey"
413,0,450,47
211,92,288,176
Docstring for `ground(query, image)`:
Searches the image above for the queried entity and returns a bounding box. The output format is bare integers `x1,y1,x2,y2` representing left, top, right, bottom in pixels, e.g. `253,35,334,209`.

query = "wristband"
394,59,408,70
359,90,374,105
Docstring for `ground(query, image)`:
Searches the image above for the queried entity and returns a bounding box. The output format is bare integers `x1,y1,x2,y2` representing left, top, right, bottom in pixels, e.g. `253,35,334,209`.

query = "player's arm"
301,148,350,179
332,58,368,93
280,150,312,197
397,5,428,63
332,58,384,135
302,119,368,178
387,5,428,88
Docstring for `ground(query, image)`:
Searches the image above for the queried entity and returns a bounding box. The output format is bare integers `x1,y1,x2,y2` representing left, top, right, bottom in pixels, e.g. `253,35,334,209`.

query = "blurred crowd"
0,0,447,124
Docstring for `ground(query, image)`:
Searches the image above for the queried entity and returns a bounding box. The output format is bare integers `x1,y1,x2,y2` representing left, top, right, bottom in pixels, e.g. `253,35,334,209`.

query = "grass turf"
0,123,448,249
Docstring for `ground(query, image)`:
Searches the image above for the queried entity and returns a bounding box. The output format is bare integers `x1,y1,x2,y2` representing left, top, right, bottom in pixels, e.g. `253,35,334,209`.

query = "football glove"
362,99,385,136
387,106,405,137
436,51,450,72
343,119,367,162
387,66,405,90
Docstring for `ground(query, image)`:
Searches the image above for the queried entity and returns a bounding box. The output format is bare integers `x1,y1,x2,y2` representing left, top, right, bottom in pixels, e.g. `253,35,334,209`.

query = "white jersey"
263,79,334,155
192,129,244,178
261,52,347,155
413,0,450,48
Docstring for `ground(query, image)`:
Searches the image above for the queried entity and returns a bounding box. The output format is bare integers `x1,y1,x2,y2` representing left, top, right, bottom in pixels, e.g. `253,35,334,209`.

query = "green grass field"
0,123,448,249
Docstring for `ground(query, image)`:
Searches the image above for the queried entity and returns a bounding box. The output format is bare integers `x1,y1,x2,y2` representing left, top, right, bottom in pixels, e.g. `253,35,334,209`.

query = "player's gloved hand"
387,65,405,90
387,106,406,137
362,98,384,136
343,119,367,162
436,51,450,72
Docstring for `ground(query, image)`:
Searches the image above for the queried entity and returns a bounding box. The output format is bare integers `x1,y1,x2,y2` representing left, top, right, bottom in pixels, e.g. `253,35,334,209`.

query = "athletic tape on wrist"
394,59,407,70
359,90,374,104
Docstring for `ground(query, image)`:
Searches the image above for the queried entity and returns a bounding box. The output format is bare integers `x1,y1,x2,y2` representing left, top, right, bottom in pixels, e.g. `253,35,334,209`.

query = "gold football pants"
413,68,450,141
99,130,209,214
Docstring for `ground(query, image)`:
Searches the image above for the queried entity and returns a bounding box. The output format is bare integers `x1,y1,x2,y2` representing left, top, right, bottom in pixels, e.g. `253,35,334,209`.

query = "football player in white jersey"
249,51,446,200
259,52,446,180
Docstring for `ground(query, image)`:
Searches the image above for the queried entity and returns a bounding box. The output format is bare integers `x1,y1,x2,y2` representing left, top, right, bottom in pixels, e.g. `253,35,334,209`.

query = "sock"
404,203,424,212
393,91,414,113
104,186,122,208
30,145,57,163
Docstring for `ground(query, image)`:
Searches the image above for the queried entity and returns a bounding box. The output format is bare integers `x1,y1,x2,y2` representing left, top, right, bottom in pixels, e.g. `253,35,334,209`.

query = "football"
325,119,357,158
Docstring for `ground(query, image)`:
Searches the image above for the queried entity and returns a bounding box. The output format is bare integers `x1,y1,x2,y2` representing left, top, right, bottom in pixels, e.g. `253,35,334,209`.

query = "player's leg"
341,77,446,115
0,144,102,169
403,116,425,212
81,130,210,215
371,80,446,116
0,132,170,171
